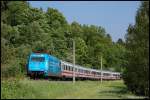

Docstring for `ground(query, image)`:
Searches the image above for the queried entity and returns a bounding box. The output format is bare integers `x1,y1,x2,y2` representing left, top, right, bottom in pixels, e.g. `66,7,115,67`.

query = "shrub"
1,59,24,78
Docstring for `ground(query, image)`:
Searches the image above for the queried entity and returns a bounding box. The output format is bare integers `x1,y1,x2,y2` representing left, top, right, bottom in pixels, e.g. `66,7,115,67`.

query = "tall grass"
1,79,147,99
1,59,26,79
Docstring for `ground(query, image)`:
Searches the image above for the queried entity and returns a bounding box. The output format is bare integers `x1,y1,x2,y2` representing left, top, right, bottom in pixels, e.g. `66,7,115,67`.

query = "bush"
1,79,38,99
1,59,24,78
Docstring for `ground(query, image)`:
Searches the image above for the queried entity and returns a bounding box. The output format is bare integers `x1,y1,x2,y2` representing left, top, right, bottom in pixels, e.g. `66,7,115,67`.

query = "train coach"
27,52,121,80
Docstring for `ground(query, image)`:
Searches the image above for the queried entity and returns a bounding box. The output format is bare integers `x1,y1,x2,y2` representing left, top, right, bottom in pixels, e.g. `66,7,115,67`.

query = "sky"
28,1,140,42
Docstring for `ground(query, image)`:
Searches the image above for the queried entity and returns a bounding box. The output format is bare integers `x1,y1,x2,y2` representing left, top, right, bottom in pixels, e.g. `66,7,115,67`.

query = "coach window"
70,66,72,71
63,65,64,70
67,66,69,71
65,65,67,70
63,65,65,70
66,65,68,70
79,69,81,73
61,65,63,70
77,68,78,72
66,66,68,70
75,68,77,72
66,65,67,70
67,66,68,70
70,67,73,71
64,65,65,70
62,65,64,70
69,66,71,71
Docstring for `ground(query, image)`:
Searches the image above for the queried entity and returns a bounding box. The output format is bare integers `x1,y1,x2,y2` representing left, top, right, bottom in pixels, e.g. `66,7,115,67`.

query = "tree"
75,37,88,66
117,38,124,45
123,1,149,96
46,7,67,29
6,1,29,26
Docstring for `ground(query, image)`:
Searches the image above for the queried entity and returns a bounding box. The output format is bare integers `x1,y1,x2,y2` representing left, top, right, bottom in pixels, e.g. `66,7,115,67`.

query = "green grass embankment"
1,78,145,99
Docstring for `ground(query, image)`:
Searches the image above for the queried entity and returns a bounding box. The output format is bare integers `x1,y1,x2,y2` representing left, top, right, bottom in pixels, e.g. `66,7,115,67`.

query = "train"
27,52,121,80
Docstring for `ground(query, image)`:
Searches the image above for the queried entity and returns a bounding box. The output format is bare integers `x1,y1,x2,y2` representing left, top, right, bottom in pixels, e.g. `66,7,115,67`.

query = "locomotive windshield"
31,57,45,62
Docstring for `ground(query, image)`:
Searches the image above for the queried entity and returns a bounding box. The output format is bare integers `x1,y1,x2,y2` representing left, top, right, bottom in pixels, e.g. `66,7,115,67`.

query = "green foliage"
75,37,88,65
1,1,126,80
6,1,29,26
117,38,124,46
1,79,38,99
46,7,67,29
1,59,23,78
123,1,149,96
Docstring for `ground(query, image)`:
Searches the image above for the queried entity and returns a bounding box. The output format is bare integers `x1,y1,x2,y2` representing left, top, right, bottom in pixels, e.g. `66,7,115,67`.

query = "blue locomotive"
27,52,121,80
27,52,61,77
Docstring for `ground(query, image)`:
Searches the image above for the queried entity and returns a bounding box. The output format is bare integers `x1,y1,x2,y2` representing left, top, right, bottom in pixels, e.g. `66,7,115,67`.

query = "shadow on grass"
98,85,129,98
108,85,128,94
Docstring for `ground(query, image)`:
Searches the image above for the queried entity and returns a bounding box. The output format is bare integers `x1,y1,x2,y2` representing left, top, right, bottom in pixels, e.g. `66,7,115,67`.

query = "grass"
1,78,146,99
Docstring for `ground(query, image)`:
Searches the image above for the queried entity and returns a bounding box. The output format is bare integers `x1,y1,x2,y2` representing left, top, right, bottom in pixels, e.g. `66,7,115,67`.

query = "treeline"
123,1,149,96
1,1,126,76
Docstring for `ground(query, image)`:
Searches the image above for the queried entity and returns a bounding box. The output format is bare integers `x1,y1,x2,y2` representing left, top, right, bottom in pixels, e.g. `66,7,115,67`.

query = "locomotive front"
27,53,49,77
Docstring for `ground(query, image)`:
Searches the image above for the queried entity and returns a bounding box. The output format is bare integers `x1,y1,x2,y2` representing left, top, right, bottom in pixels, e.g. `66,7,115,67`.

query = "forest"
1,1,149,96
